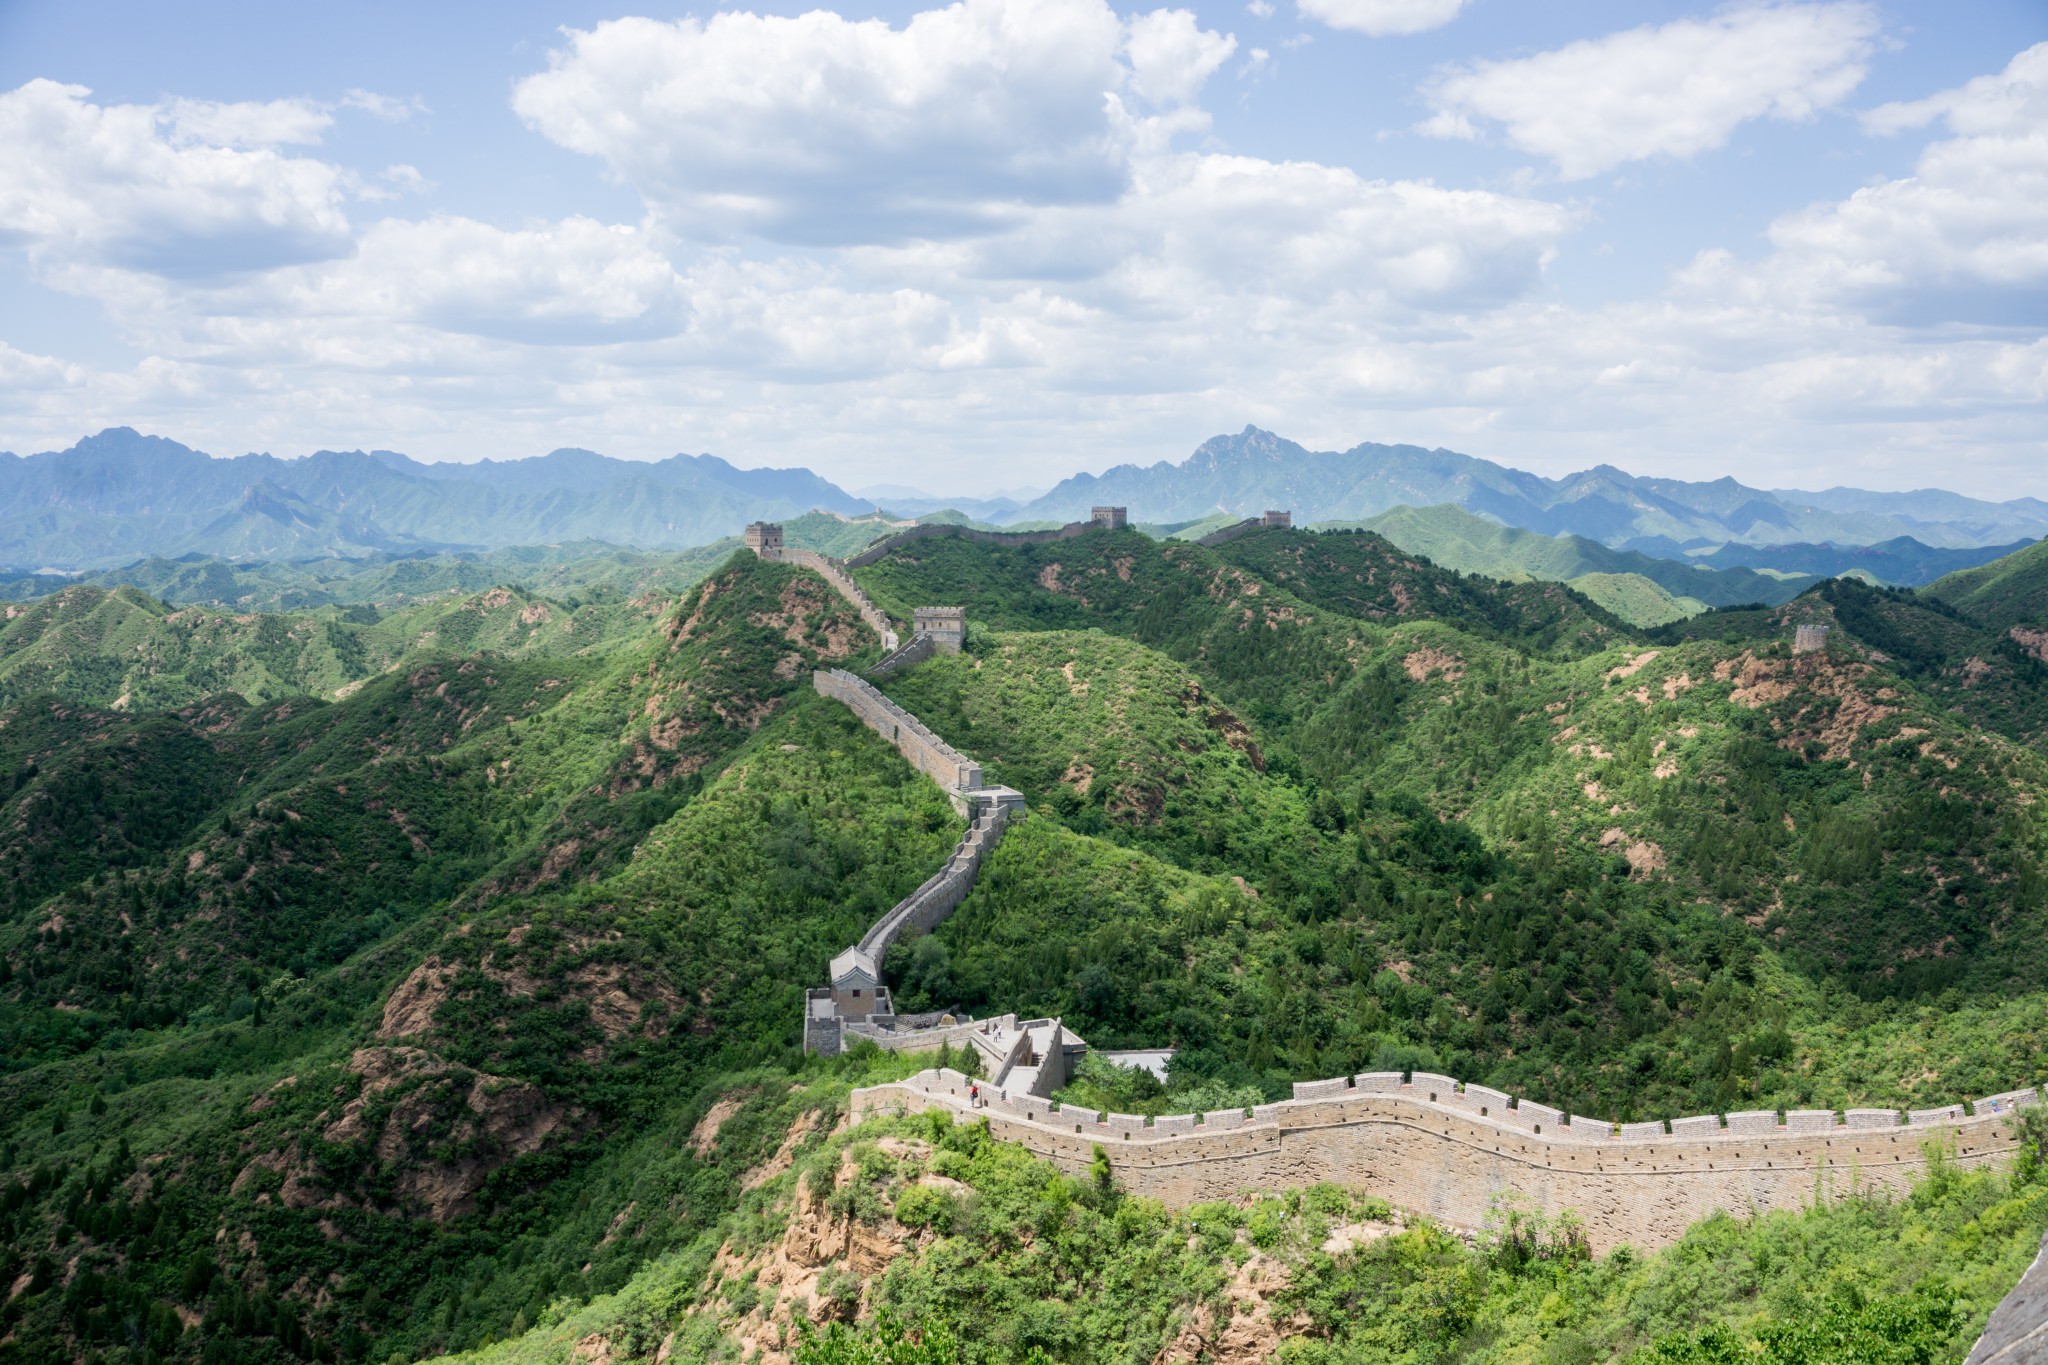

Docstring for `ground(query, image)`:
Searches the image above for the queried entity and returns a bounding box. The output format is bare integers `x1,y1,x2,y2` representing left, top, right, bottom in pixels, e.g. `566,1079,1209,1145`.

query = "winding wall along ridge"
853,1068,2040,1253
760,546,899,650
813,668,985,793
840,516,1112,570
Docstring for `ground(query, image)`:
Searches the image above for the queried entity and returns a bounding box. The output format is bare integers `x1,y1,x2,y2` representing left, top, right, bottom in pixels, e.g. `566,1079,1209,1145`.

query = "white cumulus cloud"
0,79,354,278
511,0,1232,246
1297,0,1465,37
1759,42,2048,324
1418,3,1879,179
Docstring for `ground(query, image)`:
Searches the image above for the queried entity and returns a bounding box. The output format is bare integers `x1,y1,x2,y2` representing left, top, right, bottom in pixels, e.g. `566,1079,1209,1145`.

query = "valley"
4,456,2048,1364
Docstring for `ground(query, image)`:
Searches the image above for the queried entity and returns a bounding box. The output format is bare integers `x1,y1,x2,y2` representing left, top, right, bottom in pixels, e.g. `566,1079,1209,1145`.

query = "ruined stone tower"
1793,624,1830,655
1261,510,1292,528
1090,506,1128,529
744,521,784,556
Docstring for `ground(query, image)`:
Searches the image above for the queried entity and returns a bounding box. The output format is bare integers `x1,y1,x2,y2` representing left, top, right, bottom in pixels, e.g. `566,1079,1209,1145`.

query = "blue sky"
0,0,2042,496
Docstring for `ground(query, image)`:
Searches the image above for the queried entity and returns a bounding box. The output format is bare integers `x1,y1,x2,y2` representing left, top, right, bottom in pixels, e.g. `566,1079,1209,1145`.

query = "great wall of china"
744,515,2046,1273
852,1066,2039,1253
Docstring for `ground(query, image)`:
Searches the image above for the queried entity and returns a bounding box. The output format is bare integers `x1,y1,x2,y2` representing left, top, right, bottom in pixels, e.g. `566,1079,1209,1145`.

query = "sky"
0,0,2043,497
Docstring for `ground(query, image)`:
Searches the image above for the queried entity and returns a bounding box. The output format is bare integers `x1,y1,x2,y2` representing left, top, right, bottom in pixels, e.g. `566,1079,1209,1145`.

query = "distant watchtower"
1261,510,1292,528
914,606,967,654
744,521,784,557
1792,624,1830,655
1091,506,1128,529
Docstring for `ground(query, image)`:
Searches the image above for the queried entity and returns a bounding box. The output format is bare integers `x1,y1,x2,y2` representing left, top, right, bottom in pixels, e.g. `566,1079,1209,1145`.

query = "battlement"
913,606,967,653
744,520,784,555
804,671,1024,1053
841,512,1134,569
1197,511,1293,547
855,1068,2042,1253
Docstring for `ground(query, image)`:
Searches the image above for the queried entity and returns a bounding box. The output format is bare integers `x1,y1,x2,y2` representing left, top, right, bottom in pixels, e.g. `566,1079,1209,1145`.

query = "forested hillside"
1,528,2046,1364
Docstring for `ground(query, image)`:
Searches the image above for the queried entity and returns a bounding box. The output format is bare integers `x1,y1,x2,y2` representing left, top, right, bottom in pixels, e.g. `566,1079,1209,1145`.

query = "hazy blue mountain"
1771,486,2048,545
1014,426,2048,551
0,428,877,569
1673,535,2039,586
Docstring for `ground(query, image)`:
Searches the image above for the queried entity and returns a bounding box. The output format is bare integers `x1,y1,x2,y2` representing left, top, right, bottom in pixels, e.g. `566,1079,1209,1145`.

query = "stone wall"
753,545,900,650
814,669,983,791
868,633,936,679
855,803,1011,963
1196,518,1264,548
843,1013,1020,1054
853,1069,2041,1254
840,517,1116,569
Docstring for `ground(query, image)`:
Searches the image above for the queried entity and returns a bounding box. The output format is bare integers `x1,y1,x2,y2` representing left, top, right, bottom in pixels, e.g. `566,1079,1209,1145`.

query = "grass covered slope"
1566,572,1708,628
1928,535,2048,632
1652,577,2048,746
0,553,919,1362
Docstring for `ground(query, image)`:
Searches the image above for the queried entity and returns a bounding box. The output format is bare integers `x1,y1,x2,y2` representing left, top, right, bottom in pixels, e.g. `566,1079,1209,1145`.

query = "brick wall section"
840,518,1114,569
814,669,983,790
756,546,900,650
1195,518,1263,547
855,804,1010,962
868,633,937,678
856,1069,2041,1254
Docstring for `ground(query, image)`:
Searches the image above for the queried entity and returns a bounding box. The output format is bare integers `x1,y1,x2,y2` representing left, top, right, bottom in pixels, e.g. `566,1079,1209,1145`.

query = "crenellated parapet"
852,1067,2042,1253
1197,511,1293,547
840,511,1130,570
804,669,1024,1054
745,527,900,650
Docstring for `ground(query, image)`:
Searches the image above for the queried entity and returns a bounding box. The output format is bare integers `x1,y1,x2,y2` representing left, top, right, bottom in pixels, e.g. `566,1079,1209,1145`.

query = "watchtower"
1261,510,1292,528
829,946,888,1019
744,521,784,557
1090,506,1128,530
1792,624,1830,655
914,606,968,653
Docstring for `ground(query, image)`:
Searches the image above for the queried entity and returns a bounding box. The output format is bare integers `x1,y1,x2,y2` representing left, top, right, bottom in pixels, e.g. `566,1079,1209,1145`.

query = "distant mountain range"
1015,427,2048,552
9,424,2047,573
0,428,874,569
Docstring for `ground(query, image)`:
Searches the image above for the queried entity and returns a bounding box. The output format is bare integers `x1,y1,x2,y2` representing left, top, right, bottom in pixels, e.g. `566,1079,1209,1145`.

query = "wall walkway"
814,668,989,794
1196,518,1265,547
805,669,1024,1055
853,1067,2040,1253
840,516,1117,570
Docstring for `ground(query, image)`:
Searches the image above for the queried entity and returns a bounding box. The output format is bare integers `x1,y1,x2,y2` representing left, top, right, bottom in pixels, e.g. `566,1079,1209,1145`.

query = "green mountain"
0,583,655,710
2,541,730,615
1330,503,1817,618
1,534,2045,1364
1563,572,1706,628
1926,537,2048,633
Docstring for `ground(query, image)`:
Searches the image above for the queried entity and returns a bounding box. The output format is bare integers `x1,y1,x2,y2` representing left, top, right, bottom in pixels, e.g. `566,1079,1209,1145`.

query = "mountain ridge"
1014,425,2048,551
0,428,880,570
